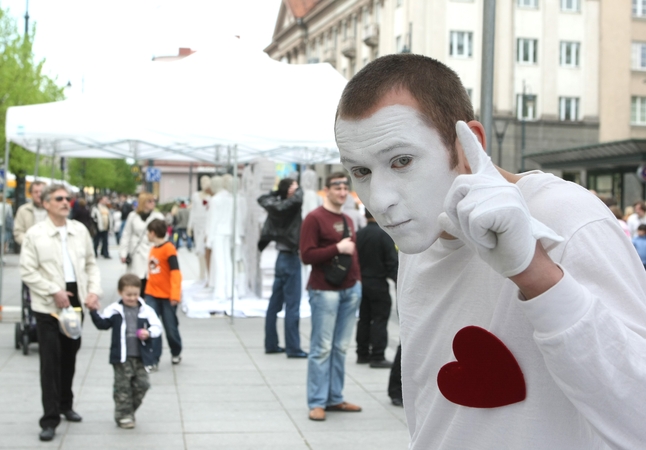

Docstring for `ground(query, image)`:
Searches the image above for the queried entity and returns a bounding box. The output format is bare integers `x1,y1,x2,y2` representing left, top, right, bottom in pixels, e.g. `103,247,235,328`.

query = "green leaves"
68,158,137,194
0,7,65,176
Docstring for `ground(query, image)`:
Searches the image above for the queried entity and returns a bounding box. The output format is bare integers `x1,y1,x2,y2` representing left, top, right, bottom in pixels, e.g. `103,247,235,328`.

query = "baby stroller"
14,284,38,355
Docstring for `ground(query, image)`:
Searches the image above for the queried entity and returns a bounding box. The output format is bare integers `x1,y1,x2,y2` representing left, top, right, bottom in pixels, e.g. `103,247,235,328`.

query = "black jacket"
356,221,398,282
257,187,303,253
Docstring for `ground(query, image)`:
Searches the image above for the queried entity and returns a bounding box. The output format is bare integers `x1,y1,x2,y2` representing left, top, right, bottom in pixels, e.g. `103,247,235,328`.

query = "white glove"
438,121,563,277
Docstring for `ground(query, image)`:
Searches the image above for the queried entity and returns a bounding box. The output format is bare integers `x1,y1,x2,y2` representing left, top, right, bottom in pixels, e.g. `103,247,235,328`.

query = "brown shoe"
325,401,362,412
309,407,326,421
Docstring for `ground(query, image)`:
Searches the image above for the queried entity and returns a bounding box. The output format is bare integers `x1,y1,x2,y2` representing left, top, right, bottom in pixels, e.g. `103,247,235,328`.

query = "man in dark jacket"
356,209,398,368
258,178,308,358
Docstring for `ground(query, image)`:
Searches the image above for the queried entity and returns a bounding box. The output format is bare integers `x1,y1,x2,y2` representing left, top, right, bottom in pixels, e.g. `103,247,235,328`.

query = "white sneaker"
171,355,182,365
118,418,135,429
144,364,158,373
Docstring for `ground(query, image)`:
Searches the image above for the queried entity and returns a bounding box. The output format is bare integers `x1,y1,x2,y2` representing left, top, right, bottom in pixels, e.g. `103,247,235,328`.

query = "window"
632,42,646,70
561,0,580,12
559,97,579,121
397,0,403,7
449,31,473,58
517,38,538,64
632,97,646,125
465,88,473,100
396,35,403,53
518,0,538,7
560,41,580,67
634,0,646,17
517,94,537,120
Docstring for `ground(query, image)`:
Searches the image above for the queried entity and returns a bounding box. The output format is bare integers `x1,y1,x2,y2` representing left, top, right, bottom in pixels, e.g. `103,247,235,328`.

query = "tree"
68,158,138,195
0,7,65,206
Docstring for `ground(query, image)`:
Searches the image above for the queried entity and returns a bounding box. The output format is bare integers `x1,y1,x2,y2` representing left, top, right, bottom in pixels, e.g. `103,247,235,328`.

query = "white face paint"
336,105,458,254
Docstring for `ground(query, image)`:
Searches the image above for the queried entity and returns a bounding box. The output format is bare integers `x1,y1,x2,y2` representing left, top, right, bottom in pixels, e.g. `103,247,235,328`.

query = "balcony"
363,24,379,47
323,47,337,65
341,35,357,59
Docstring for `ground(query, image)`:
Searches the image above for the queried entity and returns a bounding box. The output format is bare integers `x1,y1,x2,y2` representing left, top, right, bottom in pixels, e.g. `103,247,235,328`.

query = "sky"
1,0,283,97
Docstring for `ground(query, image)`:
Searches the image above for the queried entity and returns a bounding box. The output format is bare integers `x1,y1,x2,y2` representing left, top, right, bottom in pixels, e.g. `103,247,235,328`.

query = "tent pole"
34,140,40,178
50,150,56,181
0,140,10,311
230,145,238,323
188,163,193,199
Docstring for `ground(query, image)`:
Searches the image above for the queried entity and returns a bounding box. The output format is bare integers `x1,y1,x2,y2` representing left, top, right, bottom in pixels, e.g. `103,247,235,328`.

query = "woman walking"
119,193,164,296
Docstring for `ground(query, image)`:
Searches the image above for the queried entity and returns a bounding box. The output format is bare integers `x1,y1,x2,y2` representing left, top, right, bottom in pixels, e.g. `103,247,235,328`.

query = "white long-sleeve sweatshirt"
399,171,646,449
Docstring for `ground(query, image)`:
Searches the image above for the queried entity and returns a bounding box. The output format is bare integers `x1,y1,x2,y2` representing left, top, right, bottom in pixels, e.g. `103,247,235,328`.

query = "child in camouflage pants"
89,274,162,428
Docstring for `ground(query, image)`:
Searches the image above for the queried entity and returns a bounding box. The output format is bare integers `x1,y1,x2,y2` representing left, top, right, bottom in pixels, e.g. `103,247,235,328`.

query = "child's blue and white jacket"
90,298,162,366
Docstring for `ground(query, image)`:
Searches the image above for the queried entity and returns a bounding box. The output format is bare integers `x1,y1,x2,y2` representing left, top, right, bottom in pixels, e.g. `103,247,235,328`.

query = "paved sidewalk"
0,243,408,449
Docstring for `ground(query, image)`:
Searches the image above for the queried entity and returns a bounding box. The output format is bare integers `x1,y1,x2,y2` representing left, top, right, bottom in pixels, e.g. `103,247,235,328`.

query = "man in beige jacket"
20,184,102,442
13,180,47,246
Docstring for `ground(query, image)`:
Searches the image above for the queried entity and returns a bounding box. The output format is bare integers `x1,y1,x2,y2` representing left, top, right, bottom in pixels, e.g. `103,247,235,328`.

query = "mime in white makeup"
336,104,459,255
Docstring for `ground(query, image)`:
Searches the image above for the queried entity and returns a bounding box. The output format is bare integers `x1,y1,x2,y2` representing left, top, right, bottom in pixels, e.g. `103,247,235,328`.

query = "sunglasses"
53,196,71,202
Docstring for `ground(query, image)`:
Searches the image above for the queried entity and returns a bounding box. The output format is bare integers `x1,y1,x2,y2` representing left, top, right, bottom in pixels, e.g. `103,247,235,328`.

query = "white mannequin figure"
301,169,321,219
187,175,212,281
205,175,223,286
208,174,234,299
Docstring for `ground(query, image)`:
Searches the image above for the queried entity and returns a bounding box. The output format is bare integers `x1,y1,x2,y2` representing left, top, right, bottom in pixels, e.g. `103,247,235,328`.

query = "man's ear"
466,120,487,151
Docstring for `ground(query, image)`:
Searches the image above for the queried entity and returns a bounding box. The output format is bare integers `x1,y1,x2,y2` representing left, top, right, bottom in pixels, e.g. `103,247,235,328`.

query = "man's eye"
392,157,412,168
352,167,371,178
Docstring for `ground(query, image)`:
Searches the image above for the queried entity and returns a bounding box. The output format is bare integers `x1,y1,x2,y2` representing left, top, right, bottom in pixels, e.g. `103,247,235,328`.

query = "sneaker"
171,355,182,365
118,418,135,429
144,364,158,373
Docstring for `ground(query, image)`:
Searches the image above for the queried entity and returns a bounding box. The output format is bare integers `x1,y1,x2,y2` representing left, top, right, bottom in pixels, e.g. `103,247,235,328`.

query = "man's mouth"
384,219,411,230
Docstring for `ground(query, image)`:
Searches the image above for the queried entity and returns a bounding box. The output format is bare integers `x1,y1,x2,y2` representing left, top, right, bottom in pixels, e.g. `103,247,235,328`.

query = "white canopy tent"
5,38,347,164
1,37,348,309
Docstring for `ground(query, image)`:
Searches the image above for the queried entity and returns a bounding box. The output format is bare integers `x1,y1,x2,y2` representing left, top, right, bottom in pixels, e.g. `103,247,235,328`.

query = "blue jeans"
173,228,192,250
307,282,361,409
265,252,302,354
145,295,182,362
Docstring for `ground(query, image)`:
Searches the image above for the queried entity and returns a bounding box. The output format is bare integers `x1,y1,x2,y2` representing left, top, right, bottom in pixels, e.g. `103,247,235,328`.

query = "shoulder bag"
324,215,353,286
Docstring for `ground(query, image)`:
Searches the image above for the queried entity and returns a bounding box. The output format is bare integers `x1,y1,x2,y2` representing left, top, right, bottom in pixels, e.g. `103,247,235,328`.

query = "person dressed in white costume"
335,54,646,449
207,175,235,299
300,169,321,219
205,176,223,288
187,175,213,281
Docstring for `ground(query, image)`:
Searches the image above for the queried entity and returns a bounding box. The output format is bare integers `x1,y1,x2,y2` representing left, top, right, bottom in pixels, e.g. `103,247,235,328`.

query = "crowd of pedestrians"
257,171,401,422
10,185,188,441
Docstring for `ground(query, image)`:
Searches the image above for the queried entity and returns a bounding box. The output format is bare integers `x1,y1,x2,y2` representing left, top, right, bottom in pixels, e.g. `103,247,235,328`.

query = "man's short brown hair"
336,54,474,168
325,171,349,188
29,180,46,194
118,274,141,292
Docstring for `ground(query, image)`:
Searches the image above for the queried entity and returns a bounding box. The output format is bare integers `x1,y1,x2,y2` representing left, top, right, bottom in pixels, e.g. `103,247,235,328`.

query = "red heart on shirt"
437,326,526,408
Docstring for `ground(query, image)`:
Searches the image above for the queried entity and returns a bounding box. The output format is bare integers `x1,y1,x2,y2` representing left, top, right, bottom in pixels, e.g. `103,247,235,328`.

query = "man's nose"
368,182,398,215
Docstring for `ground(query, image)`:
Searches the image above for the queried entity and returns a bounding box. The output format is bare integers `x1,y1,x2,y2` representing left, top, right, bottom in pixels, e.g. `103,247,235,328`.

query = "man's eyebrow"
340,143,409,165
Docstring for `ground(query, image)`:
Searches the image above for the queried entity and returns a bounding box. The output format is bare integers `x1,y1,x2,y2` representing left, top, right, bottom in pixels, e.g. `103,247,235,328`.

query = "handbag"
324,216,353,286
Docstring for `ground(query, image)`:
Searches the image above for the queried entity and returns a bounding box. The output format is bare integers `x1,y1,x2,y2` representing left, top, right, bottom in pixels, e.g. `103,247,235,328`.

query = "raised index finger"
455,121,491,175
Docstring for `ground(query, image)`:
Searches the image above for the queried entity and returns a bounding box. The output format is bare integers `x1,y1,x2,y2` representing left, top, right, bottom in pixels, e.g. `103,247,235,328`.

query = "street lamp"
493,118,510,167
520,81,536,172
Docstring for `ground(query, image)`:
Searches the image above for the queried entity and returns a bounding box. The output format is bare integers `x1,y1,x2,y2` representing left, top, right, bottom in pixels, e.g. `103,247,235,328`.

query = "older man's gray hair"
42,184,70,202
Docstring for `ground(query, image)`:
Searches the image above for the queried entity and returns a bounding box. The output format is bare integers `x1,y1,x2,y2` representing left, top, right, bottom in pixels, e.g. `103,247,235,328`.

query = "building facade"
265,0,602,178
